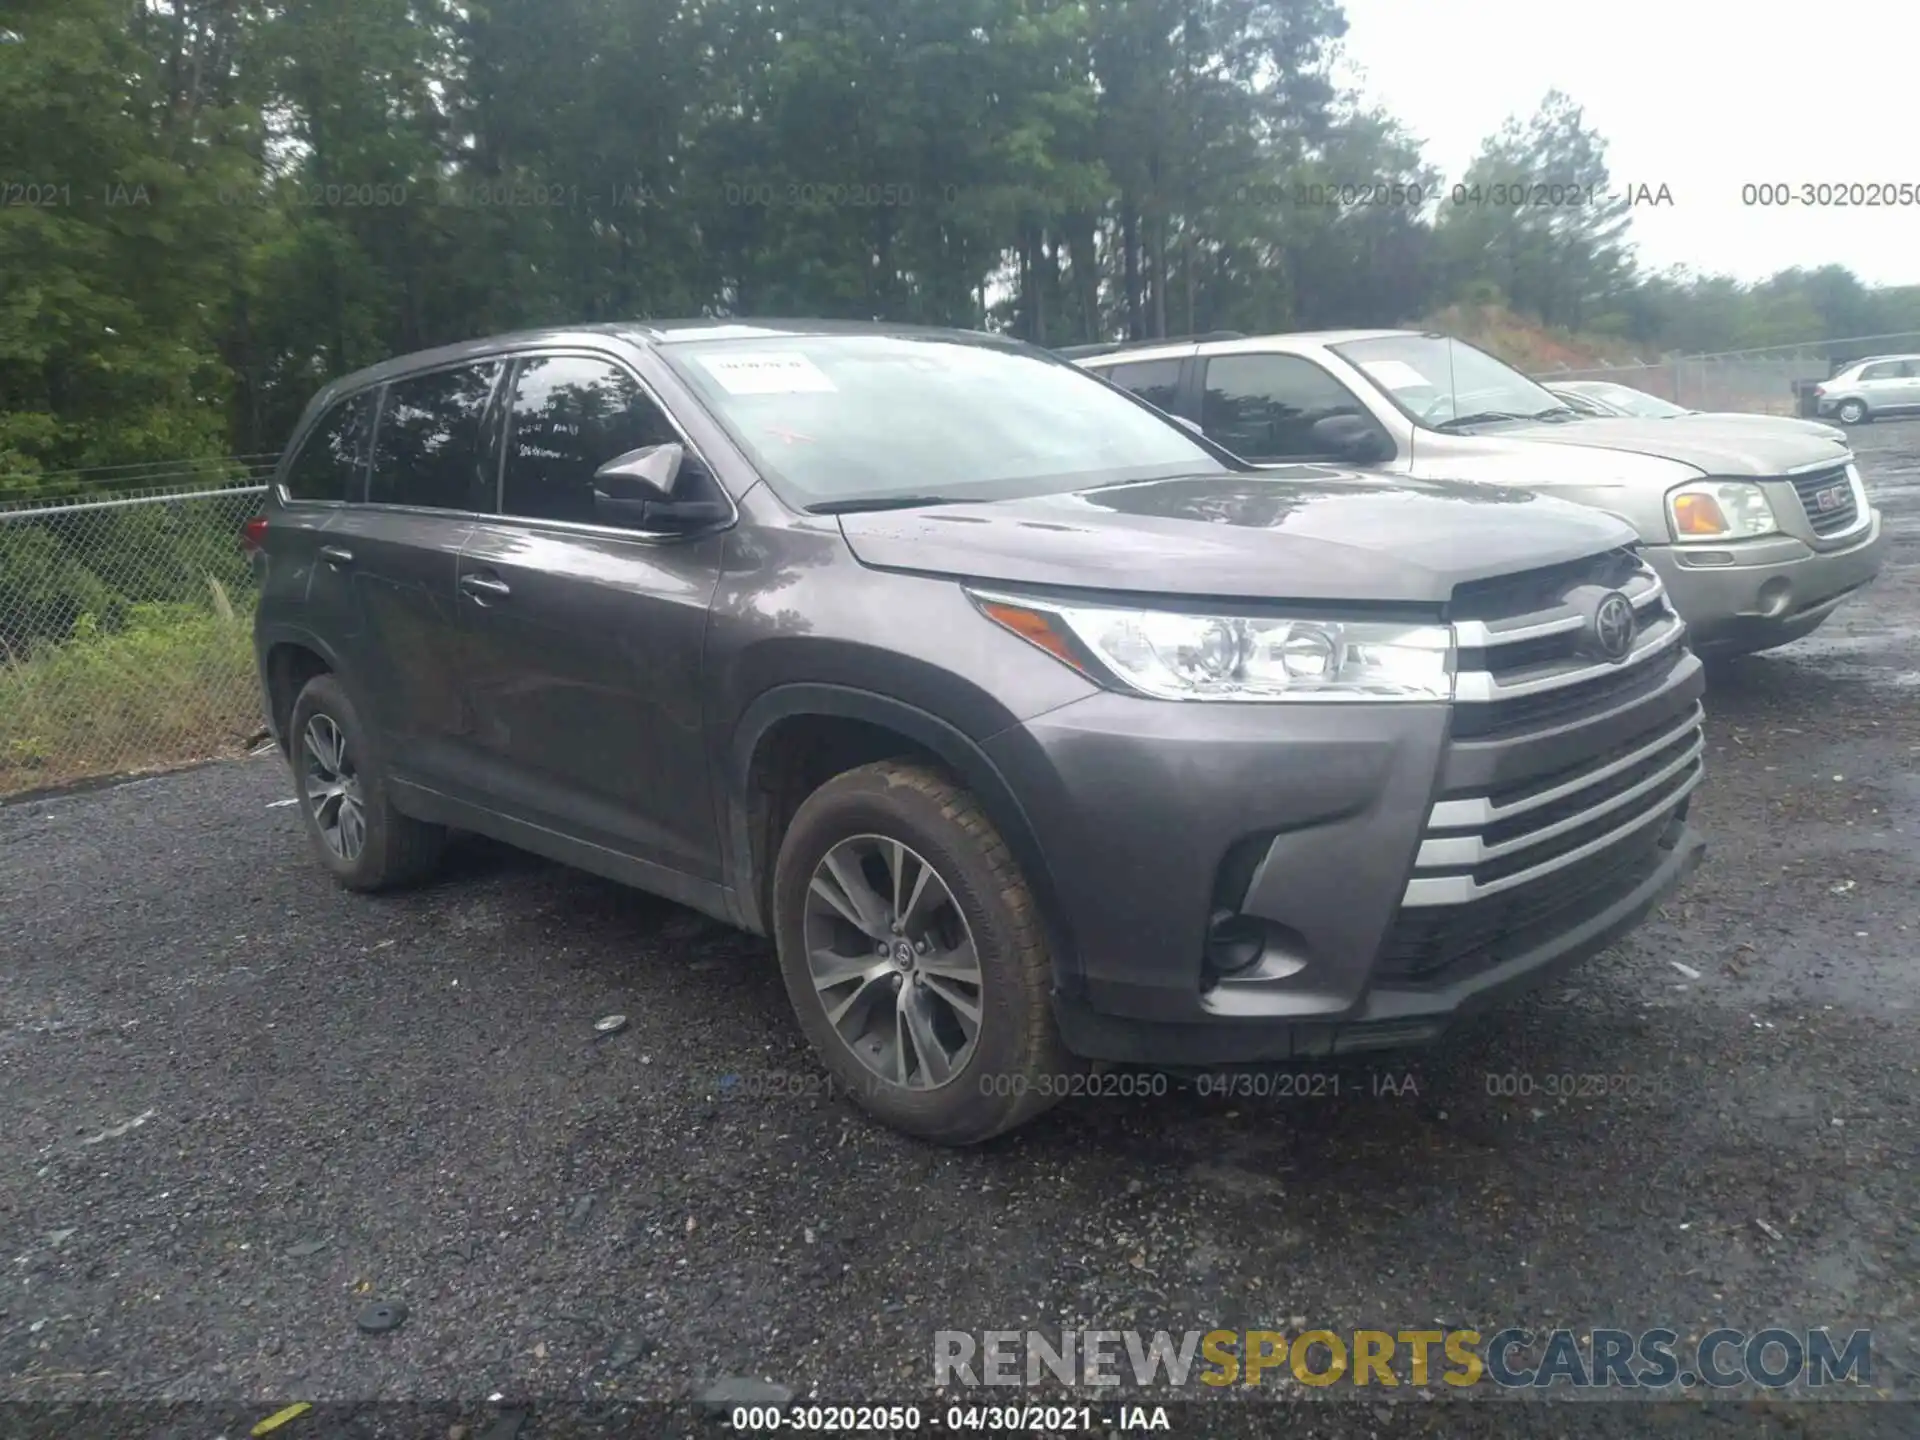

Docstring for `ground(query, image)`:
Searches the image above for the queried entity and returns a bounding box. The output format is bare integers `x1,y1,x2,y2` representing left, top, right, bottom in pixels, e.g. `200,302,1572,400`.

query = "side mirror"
591,443,730,531
1310,414,1389,464
594,443,683,503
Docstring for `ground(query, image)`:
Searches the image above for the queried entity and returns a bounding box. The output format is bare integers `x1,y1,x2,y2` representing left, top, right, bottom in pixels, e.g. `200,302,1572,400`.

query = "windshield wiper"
805,494,964,515
1526,405,1582,422
1431,410,1530,431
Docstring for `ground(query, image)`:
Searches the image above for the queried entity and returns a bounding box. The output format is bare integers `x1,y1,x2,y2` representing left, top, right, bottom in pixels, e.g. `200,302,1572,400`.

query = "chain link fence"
0,478,272,797
1532,331,1920,415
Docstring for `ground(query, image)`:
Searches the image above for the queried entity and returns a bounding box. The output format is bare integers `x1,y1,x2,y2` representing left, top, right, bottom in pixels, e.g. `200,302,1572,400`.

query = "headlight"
969,590,1453,702
1666,480,1779,542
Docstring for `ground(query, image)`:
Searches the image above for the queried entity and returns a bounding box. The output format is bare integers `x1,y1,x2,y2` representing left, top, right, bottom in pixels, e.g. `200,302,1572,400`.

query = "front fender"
721,682,1077,982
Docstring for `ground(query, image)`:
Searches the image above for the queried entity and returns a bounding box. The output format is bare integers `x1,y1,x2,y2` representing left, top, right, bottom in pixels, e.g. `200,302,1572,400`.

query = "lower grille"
1403,703,1704,907
1790,465,1860,537
1376,821,1675,983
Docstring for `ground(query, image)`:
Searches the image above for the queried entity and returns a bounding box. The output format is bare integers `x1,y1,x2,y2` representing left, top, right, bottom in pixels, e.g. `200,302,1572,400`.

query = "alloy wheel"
301,713,367,862
802,834,985,1090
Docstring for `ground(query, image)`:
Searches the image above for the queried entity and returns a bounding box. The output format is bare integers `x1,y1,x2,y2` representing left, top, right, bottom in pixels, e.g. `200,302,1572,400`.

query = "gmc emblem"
1814,483,1848,512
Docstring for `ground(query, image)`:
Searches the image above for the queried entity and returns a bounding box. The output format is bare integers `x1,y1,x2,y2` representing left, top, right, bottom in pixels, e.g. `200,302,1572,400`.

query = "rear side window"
501,355,682,525
368,362,504,510
283,392,373,502
1103,359,1184,414
1860,362,1899,381
1201,354,1376,462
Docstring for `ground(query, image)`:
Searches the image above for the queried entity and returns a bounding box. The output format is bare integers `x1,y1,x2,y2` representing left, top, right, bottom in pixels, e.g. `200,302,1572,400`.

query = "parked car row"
1071,329,1885,658
1542,378,1849,445
251,317,1877,1145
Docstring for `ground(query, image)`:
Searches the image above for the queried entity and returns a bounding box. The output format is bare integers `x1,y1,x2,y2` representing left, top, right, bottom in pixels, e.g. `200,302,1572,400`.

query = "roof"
1074,327,1427,365
304,318,1019,412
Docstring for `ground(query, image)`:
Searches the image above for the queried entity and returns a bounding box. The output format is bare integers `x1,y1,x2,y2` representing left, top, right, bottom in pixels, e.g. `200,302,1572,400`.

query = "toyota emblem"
1590,592,1636,663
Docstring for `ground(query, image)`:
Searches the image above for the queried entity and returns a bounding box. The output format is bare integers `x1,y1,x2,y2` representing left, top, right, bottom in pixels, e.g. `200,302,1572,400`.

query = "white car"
1809,355,1920,426
1547,380,1849,444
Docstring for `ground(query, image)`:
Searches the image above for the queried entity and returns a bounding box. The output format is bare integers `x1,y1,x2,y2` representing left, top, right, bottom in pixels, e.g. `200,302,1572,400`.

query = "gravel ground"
4,426,1919,1437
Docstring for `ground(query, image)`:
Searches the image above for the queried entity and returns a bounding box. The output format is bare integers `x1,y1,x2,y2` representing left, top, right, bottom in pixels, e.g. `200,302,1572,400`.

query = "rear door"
1099,357,1189,421
453,349,728,882
1856,360,1904,412
324,359,505,785
266,389,376,678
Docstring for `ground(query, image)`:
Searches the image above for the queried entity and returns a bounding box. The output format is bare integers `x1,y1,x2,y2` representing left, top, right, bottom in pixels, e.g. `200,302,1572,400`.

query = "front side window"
1103,359,1184,414
1333,334,1568,430
1200,354,1378,462
284,391,374,502
500,356,683,525
368,362,504,511
661,335,1222,509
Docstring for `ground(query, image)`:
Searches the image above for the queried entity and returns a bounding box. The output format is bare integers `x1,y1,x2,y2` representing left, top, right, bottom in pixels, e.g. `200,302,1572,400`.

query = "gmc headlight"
969,590,1454,701
1667,479,1779,542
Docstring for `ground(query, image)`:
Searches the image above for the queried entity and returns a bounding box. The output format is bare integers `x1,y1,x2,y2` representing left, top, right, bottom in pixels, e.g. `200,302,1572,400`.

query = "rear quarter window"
283,392,374,502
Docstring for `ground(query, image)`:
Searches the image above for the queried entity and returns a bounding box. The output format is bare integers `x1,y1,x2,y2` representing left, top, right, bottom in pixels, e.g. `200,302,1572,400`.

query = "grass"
0,580,261,797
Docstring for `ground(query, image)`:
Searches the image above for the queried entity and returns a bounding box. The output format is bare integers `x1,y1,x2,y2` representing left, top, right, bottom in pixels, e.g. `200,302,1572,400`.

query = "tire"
1836,398,1869,425
771,760,1081,1144
286,673,445,892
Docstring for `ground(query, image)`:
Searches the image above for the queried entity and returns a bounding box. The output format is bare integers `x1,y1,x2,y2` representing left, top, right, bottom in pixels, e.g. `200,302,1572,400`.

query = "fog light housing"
1205,910,1267,976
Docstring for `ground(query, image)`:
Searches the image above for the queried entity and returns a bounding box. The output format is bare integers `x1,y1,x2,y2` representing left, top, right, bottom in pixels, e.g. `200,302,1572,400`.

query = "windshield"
1580,382,1689,418
661,334,1226,509
1331,334,1570,429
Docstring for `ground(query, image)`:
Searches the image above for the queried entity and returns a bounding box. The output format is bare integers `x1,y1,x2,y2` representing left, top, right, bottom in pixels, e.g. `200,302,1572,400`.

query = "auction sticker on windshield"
697,351,838,394
1357,359,1433,391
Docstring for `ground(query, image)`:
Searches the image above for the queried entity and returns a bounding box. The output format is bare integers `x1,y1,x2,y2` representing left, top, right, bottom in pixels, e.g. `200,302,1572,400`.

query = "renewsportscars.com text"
934,1327,1873,1391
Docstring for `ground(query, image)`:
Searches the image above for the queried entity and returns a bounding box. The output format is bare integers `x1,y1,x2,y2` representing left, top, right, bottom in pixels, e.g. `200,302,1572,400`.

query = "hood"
1669,413,1850,444
1492,415,1851,475
836,470,1639,605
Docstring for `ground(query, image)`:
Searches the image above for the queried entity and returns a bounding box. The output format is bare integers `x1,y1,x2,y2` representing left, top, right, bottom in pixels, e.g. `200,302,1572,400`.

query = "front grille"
1389,551,1705,920
1450,552,1684,741
1790,466,1860,537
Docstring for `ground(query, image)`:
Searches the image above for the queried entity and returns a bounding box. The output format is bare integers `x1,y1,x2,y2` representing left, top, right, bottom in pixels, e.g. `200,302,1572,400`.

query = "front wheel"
1836,398,1869,425
771,761,1081,1144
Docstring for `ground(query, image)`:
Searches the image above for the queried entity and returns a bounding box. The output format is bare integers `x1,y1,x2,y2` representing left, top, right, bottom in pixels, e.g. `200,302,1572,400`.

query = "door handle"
318,545,354,566
459,572,512,601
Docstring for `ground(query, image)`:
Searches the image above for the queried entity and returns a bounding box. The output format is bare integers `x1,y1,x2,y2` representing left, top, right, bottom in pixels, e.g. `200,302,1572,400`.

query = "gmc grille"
1789,464,1862,538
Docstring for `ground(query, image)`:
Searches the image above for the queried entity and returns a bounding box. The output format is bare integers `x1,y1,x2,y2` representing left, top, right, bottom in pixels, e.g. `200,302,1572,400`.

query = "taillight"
1812,384,1826,397
240,515,268,553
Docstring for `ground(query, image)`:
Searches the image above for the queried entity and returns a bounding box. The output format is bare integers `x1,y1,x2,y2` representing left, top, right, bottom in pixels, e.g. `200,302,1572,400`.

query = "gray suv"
252,321,1706,1144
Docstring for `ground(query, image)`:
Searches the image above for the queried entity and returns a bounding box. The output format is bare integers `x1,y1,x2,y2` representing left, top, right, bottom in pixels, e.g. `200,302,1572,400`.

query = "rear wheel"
287,674,445,892
1836,398,1869,425
772,761,1080,1144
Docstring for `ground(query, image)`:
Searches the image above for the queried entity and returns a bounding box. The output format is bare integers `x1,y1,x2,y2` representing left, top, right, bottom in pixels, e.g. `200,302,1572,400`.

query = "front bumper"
1642,512,1885,656
1053,814,1703,1065
984,643,1707,1066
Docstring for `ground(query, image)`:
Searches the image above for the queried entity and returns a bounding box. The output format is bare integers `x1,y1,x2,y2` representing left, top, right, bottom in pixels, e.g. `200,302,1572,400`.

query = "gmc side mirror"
1310,414,1390,464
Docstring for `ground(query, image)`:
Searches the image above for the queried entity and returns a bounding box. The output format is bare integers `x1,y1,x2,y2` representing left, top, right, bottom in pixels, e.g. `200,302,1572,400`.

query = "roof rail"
1055,331,1246,360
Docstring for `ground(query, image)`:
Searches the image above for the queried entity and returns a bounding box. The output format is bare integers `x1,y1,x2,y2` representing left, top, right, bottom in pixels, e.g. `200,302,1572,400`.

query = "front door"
454,351,727,881
1196,353,1403,470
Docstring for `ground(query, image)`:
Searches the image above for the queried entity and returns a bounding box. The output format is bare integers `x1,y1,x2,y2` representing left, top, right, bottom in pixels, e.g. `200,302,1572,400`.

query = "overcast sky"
1336,0,1920,289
